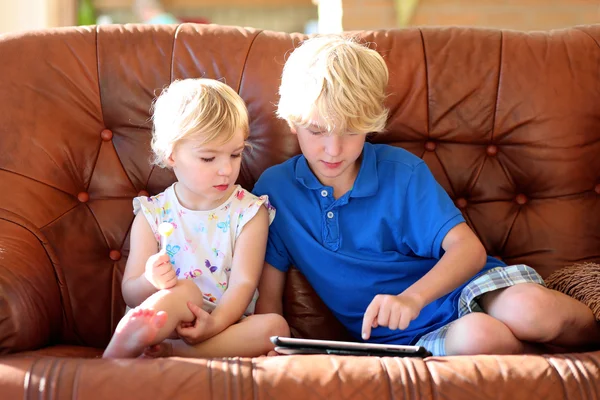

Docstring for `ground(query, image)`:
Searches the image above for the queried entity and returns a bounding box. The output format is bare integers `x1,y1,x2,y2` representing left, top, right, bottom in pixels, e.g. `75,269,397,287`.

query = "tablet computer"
270,336,432,357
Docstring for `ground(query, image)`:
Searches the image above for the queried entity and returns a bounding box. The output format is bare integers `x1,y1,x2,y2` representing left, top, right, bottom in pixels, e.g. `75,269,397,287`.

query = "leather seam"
490,30,503,142
577,28,600,51
419,29,430,138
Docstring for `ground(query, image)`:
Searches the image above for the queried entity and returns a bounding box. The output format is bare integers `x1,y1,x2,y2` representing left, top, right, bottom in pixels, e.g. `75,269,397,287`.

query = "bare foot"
103,308,168,358
143,341,174,358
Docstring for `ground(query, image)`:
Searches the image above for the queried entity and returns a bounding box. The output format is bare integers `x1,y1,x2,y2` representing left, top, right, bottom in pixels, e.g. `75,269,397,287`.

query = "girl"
103,78,289,358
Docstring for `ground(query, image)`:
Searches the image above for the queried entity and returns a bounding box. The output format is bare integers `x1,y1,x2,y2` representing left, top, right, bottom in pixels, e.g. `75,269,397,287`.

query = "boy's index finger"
361,296,381,340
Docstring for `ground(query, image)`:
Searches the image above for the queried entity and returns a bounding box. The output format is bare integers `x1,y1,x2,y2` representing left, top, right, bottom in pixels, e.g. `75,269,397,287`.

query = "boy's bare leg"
103,279,204,358
480,283,600,349
146,313,290,358
444,312,543,355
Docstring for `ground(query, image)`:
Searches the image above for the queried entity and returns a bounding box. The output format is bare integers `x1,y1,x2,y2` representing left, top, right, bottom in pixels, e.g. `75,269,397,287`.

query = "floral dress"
134,184,275,315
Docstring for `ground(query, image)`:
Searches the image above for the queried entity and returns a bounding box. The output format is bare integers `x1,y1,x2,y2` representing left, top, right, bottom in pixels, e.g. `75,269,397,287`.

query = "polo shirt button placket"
323,207,340,251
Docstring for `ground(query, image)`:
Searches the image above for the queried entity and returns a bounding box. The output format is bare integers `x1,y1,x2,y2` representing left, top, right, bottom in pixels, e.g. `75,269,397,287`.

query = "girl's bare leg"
103,279,203,358
146,313,290,358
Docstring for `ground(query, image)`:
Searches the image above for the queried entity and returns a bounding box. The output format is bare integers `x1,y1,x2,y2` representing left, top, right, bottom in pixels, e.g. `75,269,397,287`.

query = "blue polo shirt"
253,142,503,345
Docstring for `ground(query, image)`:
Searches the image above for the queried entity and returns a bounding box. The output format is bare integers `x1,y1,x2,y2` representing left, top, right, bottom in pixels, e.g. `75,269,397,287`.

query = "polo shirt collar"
294,142,379,197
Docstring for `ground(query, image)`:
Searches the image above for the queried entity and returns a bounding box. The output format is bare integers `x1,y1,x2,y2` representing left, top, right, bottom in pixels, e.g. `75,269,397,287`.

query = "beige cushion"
545,263,600,321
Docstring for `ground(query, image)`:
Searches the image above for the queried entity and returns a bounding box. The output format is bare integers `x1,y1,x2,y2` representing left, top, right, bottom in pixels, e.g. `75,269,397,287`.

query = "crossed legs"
103,279,289,358
445,283,600,355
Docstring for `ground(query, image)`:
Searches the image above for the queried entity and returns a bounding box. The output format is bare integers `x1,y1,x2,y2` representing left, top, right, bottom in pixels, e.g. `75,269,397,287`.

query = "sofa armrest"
0,216,62,354
2,351,600,399
545,263,600,320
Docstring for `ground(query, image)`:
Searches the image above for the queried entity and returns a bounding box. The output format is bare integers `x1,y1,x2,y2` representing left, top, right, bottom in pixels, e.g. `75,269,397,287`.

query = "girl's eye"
200,157,215,162
231,153,243,158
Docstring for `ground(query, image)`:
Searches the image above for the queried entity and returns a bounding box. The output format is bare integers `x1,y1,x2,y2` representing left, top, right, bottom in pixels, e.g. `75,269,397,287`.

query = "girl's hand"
361,293,424,340
144,252,177,290
176,301,217,345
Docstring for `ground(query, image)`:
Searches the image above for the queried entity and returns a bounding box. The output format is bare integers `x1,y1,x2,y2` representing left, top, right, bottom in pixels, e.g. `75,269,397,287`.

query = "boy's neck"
319,160,361,200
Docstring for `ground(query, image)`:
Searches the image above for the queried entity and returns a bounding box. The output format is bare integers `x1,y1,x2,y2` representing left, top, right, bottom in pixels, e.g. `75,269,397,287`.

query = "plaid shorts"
414,264,545,356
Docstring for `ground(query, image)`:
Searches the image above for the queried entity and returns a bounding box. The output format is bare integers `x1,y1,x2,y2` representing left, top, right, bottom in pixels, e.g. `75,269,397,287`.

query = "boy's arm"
362,222,487,339
202,206,270,334
255,262,287,315
401,222,487,306
121,212,161,307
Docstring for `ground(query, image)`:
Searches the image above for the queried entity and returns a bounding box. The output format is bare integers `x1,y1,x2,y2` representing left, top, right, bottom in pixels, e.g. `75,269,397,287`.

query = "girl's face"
167,129,245,211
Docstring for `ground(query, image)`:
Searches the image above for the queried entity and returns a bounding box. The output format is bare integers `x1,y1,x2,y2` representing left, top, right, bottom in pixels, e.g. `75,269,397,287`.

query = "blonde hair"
277,35,389,135
150,78,249,168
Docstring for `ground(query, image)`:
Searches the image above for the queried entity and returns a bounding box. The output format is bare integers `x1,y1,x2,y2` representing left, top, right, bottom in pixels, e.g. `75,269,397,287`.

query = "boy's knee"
494,284,568,342
445,313,522,355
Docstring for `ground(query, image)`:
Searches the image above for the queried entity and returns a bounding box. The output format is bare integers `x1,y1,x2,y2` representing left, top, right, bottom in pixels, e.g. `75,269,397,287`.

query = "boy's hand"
361,294,423,340
144,252,177,290
176,301,217,345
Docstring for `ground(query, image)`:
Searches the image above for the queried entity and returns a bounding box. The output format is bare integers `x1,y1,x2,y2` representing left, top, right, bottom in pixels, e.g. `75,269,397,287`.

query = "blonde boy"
253,36,600,356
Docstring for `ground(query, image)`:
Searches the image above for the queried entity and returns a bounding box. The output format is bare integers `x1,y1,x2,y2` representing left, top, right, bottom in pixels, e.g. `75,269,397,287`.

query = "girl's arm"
121,212,161,307
208,205,270,334
255,263,286,315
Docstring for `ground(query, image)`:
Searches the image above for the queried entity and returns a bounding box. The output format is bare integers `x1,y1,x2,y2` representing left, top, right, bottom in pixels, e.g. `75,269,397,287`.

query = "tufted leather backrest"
1,24,599,347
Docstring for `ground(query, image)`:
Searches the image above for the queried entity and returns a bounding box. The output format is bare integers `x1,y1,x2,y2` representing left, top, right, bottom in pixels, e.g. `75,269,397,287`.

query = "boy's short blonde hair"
150,78,249,168
277,35,389,135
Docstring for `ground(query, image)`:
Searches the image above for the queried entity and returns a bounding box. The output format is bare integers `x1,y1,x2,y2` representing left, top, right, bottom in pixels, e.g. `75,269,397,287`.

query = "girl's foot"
103,308,168,358
143,341,174,358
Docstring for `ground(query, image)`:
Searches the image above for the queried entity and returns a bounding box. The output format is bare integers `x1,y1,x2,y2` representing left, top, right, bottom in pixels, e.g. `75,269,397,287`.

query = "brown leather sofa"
1,23,599,399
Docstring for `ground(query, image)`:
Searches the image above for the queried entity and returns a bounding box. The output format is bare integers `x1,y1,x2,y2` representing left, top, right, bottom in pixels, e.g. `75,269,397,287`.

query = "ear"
165,151,176,168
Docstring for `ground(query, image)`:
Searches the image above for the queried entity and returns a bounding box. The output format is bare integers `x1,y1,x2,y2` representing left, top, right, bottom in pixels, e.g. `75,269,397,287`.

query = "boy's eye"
200,157,215,162
309,130,323,136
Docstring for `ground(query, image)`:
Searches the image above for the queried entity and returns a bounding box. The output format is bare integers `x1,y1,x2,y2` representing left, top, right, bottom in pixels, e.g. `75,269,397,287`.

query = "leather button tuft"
109,250,122,261
595,184,600,194
486,145,498,156
100,129,113,141
424,141,436,151
515,194,528,205
77,192,90,203
455,198,467,209
138,190,150,197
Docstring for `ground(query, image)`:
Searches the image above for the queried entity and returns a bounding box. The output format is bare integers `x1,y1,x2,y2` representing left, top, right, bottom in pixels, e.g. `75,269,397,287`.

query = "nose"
218,158,232,176
324,134,342,157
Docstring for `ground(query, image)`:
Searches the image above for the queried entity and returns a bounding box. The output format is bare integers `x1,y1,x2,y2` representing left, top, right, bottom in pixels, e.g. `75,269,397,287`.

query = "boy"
252,35,600,356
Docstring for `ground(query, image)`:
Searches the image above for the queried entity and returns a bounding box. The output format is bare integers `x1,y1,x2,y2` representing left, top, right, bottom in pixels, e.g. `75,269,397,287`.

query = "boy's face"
292,115,366,188
167,129,245,210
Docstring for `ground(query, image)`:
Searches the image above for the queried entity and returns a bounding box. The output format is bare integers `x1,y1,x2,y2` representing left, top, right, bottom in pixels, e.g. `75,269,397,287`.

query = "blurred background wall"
0,0,50,33
0,0,598,35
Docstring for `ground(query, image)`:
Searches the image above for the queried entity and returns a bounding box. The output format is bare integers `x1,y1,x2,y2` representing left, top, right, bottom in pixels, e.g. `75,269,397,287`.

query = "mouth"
214,184,229,191
322,161,342,169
